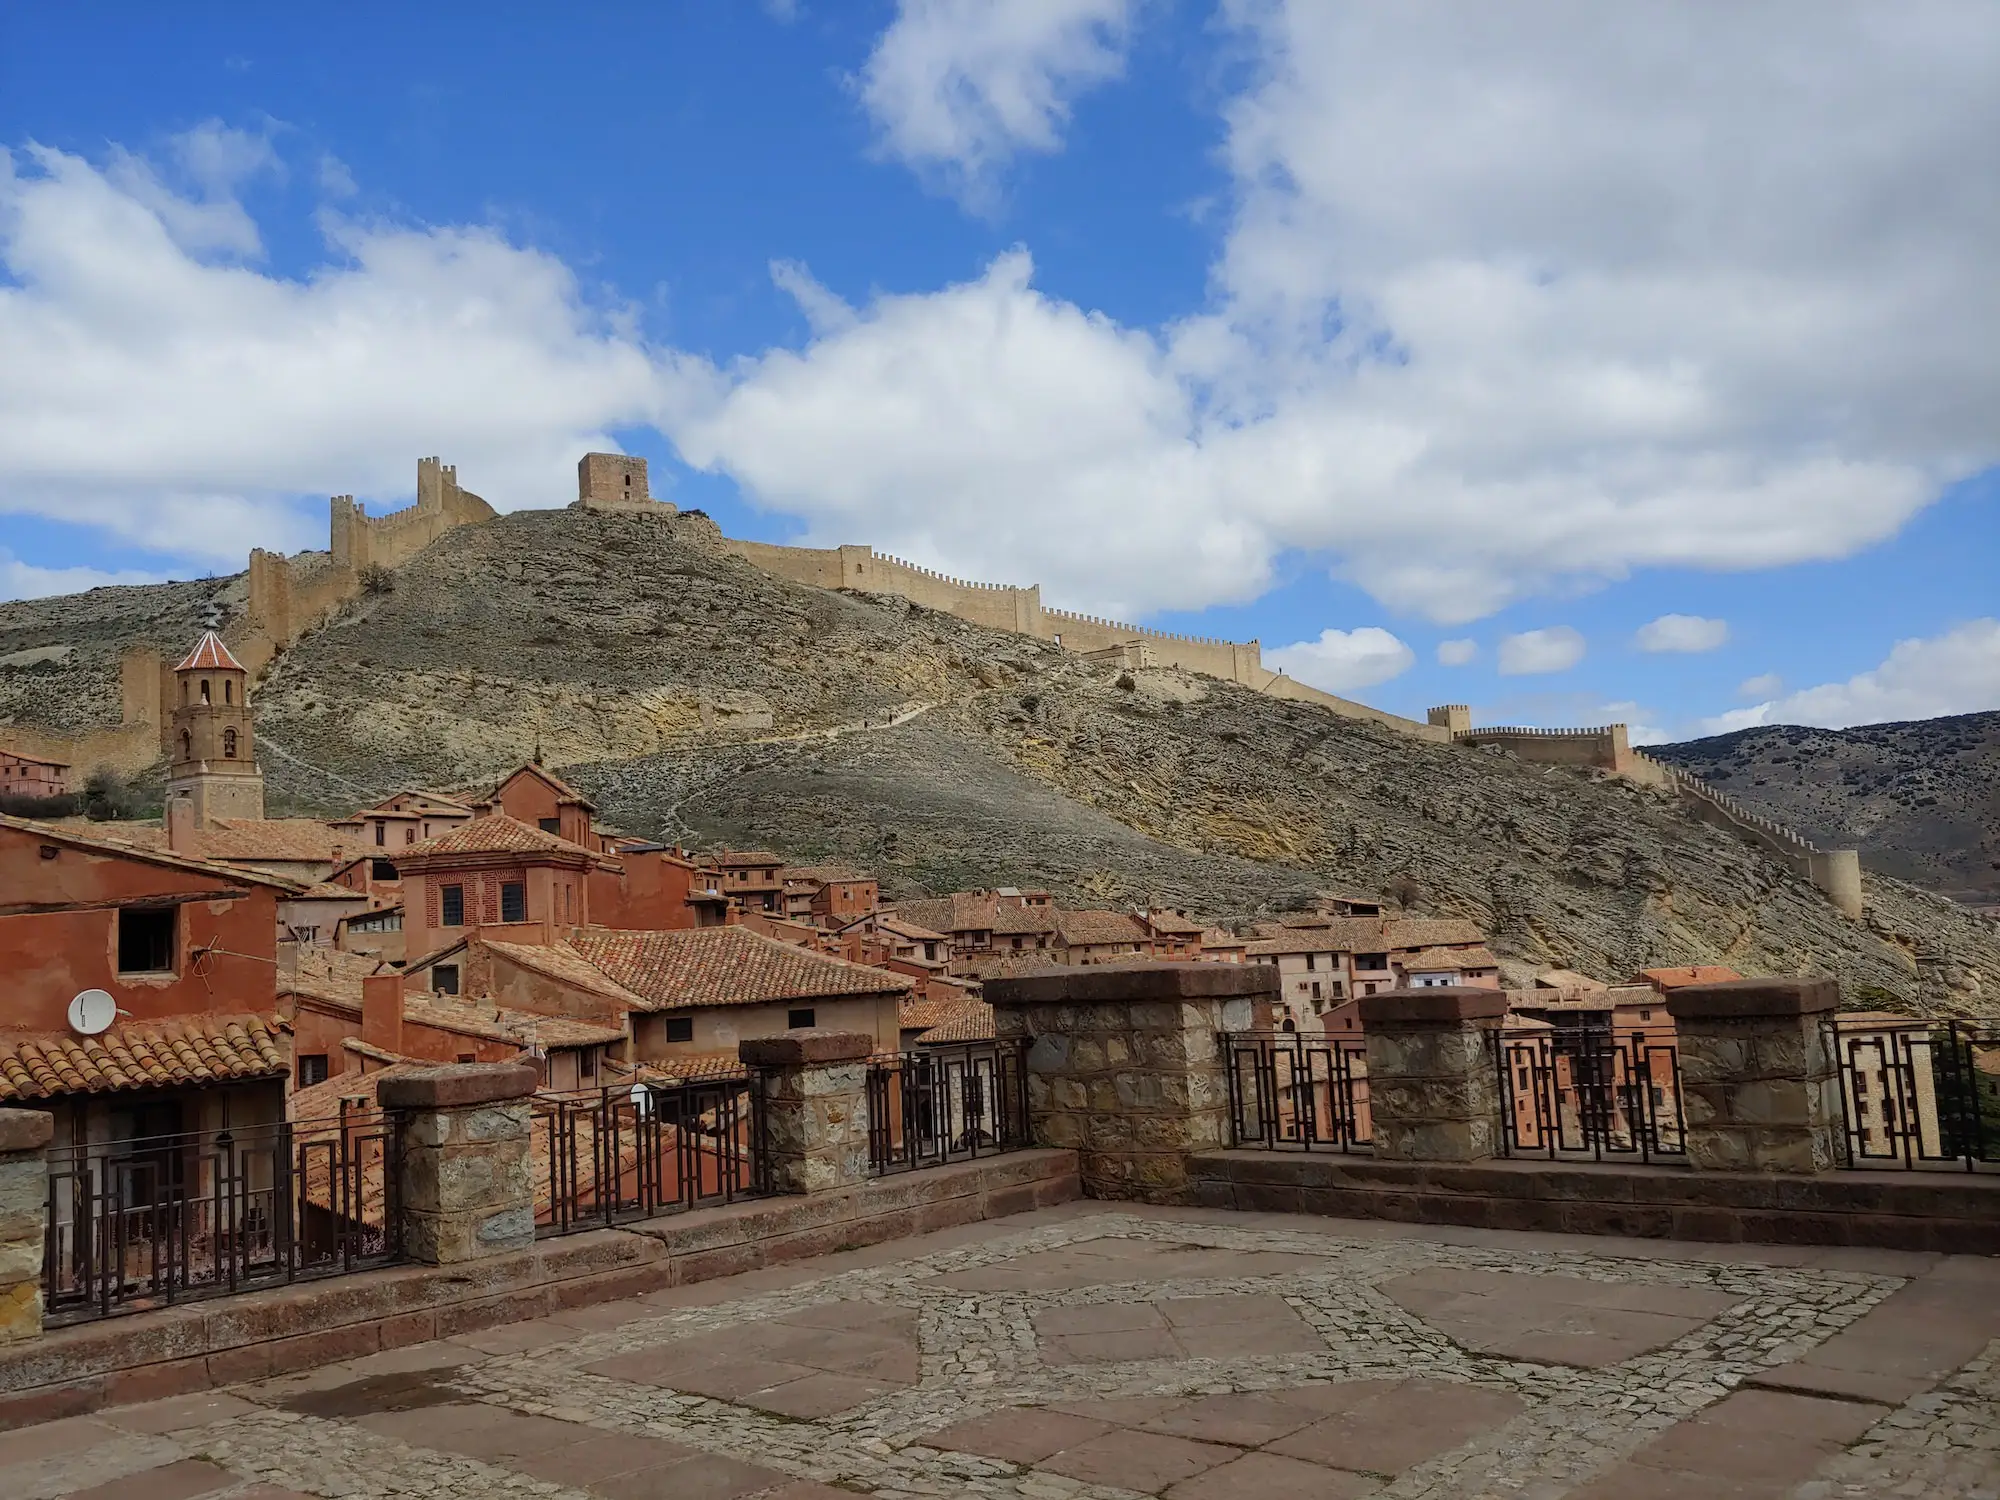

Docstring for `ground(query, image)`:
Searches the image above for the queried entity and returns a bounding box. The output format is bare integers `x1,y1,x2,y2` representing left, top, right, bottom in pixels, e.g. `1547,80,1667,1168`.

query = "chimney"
361,974,403,1054
166,791,197,852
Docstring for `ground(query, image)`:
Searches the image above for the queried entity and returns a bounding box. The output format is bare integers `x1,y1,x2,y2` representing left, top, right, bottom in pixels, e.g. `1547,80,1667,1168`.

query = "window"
1640,1009,1653,1021
117,906,176,973
501,882,527,923
299,1054,330,1088
441,884,465,926
787,1007,816,1029
580,1049,597,1080
1311,981,1322,1000
200,678,211,704
434,963,460,995
1651,1086,1665,1107
664,1016,694,1043
405,827,416,844
1305,953,1316,971
1357,953,1389,971
539,817,561,834
1517,1066,1531,1088
224,679,232,704
375,823,386,846
180,729,192,760
222,728,237,758
456,1052,475,1064
371,859,397,881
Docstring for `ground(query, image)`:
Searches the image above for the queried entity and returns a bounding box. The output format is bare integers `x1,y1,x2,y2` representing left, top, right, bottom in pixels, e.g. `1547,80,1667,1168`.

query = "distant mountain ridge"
1653,714,2000,905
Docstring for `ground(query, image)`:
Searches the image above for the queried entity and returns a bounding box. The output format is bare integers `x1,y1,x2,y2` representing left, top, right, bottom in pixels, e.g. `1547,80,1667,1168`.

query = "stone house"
0,813,295,1162
1246,917,1494,1028
395,814,613,962
0,749,69,801
890,891,1058,962
781,866,880,925
699,851,787,914
327,789,475,855
567,925,910,1066
1138,909,1207,960
480,763,600,849
1051,909,1150,965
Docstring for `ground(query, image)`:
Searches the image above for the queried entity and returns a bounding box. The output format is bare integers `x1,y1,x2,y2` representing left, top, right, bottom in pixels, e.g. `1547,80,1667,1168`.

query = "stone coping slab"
738,1030,875,1067
0,1148,1079,1428
1668,976,1839,1020
986,961,1278,1005
1191,1150,2000,1253
0,1109,53,1154
376,1063,539,1110
1359,987,1509,1025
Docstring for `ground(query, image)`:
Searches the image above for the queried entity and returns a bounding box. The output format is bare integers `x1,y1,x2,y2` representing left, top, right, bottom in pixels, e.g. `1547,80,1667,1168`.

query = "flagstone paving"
4,1203,1999,1498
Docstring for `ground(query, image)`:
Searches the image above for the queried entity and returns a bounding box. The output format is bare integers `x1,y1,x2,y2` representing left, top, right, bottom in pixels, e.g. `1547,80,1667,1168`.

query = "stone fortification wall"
721,538,1452,740
241,457,496,675
1454,723,1669,787
1658,761,1864,918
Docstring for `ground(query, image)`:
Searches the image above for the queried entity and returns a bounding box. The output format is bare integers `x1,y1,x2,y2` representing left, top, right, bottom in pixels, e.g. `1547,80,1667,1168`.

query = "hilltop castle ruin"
0,452,1864,917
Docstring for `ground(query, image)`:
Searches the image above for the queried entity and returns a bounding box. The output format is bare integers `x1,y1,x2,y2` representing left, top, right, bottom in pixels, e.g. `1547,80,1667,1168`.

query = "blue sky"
1,2,1995,741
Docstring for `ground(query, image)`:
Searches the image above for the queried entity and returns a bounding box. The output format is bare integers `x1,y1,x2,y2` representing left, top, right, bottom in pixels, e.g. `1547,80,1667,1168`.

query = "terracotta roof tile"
569,925,910,1011
402,813,606,863
1636,965,1744,989
1246,916,1489,957
914,1001,997,1045
0,1014,287,1102
174,631,245,672
1054,909,1149,946
1404,946,1499,970
480,939,648,1008
892,893,1056,936
401,995,624,1049
7,814,301,889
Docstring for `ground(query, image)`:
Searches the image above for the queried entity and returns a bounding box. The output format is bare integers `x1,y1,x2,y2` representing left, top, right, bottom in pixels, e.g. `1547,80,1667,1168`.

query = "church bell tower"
166,629,265,828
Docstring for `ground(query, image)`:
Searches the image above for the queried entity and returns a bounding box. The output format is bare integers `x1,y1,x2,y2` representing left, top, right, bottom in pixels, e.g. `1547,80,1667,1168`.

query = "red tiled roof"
479,939,648,1009
568,925,910,1011
1142,911,1207,936
402,813,606,864
0,1014,287,1101
401,995,625,1050
916,1001,997,1045
1636,966,1744,989
1246,916,1488,958
1054,909,1149,946
174,630,245,672
486,763,596,810
893,892,1056,936
4,814,302,889
1403,946,1500,971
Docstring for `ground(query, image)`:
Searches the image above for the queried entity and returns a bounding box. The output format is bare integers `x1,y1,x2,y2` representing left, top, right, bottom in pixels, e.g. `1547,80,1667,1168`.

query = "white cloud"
679,5,1999,624
1266,627,1414,693
858,0,1135,206
1498,626,1586,676
1738,671,1783,699
0,141,675,568
1635,613,1730,653
0,552,165,602
1697,704,1775,736
1436,638,1477,666
1600,700,1669,745
318,154,358,199
1756,619,2000,728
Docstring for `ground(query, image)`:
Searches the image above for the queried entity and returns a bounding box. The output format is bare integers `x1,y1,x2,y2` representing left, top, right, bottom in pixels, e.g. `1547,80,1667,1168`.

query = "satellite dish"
68,990,117,1037
630,1084,654,1117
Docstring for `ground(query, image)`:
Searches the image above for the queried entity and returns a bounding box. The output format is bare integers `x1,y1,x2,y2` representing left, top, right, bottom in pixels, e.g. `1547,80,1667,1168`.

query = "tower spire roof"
175,630,245,672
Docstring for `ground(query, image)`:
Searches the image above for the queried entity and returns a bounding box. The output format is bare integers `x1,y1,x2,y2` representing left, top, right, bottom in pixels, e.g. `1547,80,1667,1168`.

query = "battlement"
876,554,1021,592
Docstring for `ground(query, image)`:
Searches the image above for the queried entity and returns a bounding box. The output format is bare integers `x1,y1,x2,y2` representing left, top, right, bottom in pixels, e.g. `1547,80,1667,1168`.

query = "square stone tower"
166,631,265,827
575,452,672,512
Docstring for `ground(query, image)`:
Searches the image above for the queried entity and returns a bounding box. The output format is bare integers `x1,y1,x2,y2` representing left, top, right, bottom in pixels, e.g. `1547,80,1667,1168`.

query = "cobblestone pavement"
4,1204,1999,1499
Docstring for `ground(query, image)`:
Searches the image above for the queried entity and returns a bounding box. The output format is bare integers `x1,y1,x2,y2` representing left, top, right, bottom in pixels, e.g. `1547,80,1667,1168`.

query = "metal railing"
1497,1025,1686,1163
1828,1018,2000,1171
43,1107,400,1325
866,1042,1032,1174
1221,1031,1372,1151
535,1075,762,1235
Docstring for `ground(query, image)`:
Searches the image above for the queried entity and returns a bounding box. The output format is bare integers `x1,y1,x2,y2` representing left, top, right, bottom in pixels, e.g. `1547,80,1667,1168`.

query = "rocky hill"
3,505,1996,1015
1654,716,2000,905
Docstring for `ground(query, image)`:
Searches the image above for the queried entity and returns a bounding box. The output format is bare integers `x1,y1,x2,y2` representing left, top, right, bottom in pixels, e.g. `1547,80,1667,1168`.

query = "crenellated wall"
719,538,1453,740
1452,723,1669,787
240,457,496,674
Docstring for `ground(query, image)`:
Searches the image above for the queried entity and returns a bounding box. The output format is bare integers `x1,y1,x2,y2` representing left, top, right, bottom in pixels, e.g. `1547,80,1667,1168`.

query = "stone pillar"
0,1110,52,1344
984,962,1277,1205
1358,988,1507,1162
378,1063,538,1264
739,1030,874,1195
1667,977,1841,1174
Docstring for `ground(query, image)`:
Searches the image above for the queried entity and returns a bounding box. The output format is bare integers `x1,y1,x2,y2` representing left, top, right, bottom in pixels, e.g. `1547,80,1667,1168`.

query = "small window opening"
118,906,176,973
434,963,460,995
299,1054,330,1087
787,1007,816,1030
664,1016,694,1043
501,882,527,923
441,884,465,926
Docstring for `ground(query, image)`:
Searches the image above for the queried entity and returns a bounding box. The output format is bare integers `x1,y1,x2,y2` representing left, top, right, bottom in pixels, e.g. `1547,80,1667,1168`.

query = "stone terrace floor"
6,1204,2000,1500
